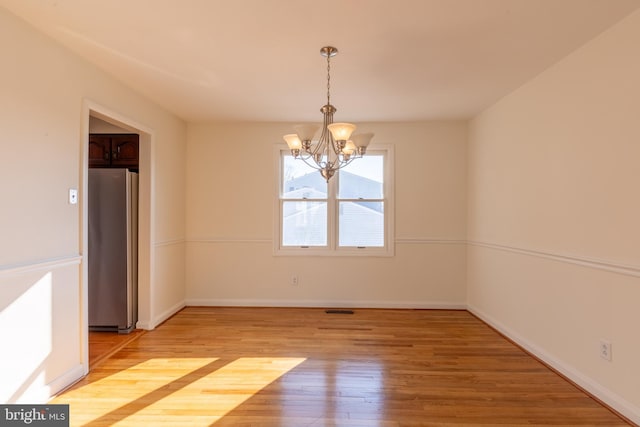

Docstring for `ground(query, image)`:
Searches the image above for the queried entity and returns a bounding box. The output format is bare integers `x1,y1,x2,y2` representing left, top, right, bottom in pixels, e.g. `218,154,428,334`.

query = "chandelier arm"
293,149,315,163
294,146,336,172
330,154,356,173
298,154,323,171
311,126,329,159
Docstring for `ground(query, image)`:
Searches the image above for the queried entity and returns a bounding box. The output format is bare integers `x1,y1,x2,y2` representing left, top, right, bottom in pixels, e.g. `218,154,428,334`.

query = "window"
275,145,393,256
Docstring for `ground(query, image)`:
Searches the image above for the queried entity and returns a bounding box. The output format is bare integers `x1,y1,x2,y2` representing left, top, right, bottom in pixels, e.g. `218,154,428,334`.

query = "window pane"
338,155,384,199
282,155,327,198
282,201,327,246
338,201,384,247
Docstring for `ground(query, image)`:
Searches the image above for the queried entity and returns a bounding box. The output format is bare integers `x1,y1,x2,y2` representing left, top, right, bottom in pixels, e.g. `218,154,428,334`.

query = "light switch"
69,188,78,205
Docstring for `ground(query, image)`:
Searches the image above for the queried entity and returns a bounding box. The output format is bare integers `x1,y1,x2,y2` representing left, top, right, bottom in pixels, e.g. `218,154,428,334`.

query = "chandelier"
283,46,373,181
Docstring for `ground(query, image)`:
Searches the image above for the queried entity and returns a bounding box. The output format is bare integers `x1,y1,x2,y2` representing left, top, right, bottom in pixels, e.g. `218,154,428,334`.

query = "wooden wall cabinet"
89,134,139,169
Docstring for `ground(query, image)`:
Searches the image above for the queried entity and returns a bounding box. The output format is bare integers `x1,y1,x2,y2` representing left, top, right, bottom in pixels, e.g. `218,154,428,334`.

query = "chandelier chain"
326,53,331,106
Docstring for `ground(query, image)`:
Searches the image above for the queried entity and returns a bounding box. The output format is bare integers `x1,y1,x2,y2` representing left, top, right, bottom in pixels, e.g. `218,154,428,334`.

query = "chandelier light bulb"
294,124,320,142
351,133,373,148
343,140,357,156
283,134,302,151
327,123,356,142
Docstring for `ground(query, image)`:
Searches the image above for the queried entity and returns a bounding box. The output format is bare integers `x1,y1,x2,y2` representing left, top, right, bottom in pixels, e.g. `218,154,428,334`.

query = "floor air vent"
325,309,354,314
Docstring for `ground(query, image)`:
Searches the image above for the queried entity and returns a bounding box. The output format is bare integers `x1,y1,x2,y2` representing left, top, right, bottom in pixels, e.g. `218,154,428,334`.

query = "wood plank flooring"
89,329,145,368
53,307,631,426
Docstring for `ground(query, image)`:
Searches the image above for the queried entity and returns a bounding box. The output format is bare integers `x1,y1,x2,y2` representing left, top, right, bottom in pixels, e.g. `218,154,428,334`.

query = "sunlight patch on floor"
52,357,306,426
125,357,307,426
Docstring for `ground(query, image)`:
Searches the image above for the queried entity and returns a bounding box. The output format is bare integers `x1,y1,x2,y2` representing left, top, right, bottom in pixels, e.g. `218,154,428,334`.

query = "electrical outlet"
290,275,299,286
599,340,612,361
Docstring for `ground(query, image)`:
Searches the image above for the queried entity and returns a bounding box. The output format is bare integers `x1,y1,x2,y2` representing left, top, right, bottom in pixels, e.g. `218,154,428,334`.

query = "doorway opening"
81,102,154,373
87,117,139,365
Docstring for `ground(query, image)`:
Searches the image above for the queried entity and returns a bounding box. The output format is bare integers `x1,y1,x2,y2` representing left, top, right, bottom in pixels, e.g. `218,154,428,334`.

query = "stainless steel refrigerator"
88,168,138,334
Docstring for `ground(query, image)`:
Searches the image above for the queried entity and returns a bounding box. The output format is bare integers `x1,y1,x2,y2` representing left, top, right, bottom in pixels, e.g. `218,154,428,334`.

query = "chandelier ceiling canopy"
283,46,373,181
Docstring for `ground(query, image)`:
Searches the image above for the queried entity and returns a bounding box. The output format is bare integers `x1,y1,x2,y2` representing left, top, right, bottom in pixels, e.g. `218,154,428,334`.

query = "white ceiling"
2,0,638,122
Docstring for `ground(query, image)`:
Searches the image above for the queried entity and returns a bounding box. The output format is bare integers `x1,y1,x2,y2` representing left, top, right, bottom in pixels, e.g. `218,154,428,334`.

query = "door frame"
80,99,155,373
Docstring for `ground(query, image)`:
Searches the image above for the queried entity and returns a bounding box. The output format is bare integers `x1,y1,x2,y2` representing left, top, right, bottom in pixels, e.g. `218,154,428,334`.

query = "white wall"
0,7,186,403
467,9,640,423
186,121,467,308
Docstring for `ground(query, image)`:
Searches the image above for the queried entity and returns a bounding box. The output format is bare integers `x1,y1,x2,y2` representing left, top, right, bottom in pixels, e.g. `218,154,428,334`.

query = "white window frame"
274,143,394,257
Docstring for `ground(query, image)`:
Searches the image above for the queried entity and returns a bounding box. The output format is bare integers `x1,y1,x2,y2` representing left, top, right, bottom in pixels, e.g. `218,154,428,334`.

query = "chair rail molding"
468,240,640,278
0,255,82,278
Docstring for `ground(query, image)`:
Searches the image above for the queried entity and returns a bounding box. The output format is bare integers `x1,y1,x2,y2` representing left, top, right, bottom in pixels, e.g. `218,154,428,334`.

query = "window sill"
274,246,394,257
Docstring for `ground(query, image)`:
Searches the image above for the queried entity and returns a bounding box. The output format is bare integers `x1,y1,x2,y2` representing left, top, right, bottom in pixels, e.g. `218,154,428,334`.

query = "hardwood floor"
53,307,631,426
89,329,145,368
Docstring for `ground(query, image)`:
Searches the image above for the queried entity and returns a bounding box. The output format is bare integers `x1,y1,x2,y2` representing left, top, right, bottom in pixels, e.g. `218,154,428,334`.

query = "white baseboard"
468,304,640,425
147,300,186,330
136,301,185,330
47,364,85,401
135,319,151,330
184,298,466,310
